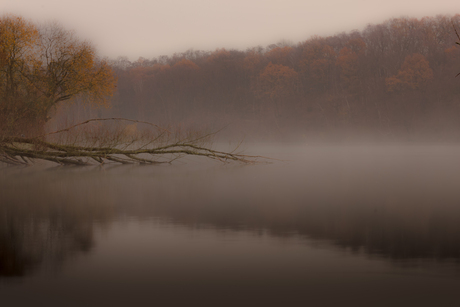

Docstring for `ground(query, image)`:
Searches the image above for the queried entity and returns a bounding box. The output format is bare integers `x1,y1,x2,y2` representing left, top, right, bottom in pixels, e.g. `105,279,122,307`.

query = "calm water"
1,145,460,306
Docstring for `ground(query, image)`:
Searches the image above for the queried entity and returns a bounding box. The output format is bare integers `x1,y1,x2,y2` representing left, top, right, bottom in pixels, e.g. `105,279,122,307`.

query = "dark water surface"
1,145,460,306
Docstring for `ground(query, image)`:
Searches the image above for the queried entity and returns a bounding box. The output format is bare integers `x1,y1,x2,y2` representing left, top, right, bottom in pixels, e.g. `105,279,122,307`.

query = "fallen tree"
0,118,267,166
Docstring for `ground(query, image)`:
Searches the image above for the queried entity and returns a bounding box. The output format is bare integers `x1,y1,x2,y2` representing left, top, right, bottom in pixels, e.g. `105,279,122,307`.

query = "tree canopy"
0,14,116,136
102,14,460,141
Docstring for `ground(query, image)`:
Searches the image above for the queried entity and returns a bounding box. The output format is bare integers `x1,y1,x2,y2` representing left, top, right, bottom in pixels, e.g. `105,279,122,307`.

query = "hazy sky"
3,0,460,60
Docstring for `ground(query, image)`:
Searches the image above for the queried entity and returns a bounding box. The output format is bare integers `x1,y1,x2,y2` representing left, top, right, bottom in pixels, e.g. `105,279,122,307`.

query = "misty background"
3,3,460,305
5,1,460,142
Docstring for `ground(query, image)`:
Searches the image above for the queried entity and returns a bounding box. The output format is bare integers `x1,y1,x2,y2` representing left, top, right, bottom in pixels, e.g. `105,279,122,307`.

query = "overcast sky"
3,0,460,60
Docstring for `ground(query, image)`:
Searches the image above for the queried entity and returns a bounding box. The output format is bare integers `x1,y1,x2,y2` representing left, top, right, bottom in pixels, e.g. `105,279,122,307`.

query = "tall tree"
0,15,116,136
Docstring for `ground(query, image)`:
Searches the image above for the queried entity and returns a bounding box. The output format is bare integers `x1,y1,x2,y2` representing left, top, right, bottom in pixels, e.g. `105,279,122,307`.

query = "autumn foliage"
6,13,460,142
0,14,116,137
258,62,298,101
386,54,434,92
100,15,459,141
98,14,460,141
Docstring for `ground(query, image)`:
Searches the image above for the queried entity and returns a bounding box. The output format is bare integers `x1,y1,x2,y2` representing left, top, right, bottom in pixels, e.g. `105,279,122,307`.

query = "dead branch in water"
0,118,269,166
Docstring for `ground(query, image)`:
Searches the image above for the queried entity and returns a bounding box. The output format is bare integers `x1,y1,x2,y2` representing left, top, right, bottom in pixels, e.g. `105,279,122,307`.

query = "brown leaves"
266,46,294,66
300,38,336,91
385,53,433,92
258,62,298,100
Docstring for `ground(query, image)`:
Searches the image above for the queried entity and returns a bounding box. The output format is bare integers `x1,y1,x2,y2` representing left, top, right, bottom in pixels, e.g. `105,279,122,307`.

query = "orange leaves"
0,14,39,55
0,14,40,86
0,14,117,126
35,22,116,107
301,39,336,67
0,14,42,127
386,53,433,92
258,62,298,100
82,59,116,107
336,47,358,67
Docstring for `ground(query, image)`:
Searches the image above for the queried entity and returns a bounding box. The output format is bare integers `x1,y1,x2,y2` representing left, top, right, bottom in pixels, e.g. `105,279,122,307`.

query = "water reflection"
1,145,460,280
0,166,113,277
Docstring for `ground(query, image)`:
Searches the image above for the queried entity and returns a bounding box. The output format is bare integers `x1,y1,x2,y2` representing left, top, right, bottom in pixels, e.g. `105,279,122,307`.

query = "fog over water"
3,1,460,305
1,144,460,306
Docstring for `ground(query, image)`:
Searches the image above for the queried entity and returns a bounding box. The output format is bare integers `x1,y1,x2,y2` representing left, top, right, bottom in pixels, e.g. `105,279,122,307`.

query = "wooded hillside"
53,15,460,142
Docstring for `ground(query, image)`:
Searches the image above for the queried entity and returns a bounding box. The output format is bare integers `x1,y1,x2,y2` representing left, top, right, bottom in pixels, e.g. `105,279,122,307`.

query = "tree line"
1,15,265,166
3,14,460,142
99,14,460,142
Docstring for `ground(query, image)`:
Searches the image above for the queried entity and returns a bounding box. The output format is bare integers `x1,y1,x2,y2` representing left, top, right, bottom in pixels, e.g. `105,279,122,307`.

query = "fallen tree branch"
0,118,273,166
0,136,269,166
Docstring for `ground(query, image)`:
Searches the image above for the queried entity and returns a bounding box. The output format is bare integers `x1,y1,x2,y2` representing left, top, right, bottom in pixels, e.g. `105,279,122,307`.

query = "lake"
1,145,460,306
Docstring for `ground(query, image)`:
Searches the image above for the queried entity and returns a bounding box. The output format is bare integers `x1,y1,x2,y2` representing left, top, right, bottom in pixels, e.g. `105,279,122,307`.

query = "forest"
3,14,460,145
52,14,460,143
0,14,258,165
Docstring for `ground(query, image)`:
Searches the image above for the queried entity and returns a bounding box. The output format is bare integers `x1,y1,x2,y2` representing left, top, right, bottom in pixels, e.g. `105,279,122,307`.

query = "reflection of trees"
145,199,460,262
0,168,113,278
0,207,96,277
2,159,460,278
117,164,460,264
